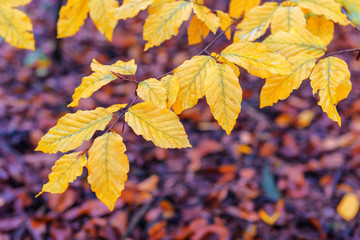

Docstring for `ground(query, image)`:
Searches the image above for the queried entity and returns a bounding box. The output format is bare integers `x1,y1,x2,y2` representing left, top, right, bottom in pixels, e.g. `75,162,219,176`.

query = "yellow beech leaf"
187,15,210,45
143,1,192,50
36,107,114,153
148,0,175,14
115,0,154,20
306,15,334,45
57,0,90,38
229,0,261,18
106,104,128,113
205,62,242,135
340,0,360,26
36,152,87,197
161,75,179,109
337,193,360,221
87,132,129,211
264,28,326,58
91,59,137,75
192,3,219,34
310,57,351,126
89,0,119,41
125,102,191,148
212,53,240,77
172,56,216,114
0,0,35,50
234,2,278,42
271,6,306,33
216,10,232,40
290,0,349,25
260,55,316,108
220,42,291,79
137,78,167,108
68,72,116,107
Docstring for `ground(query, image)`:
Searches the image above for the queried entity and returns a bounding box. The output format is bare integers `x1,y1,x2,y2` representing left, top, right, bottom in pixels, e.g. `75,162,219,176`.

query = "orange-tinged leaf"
36,107,114,154
264,28,327,58
137,78,167,108
187,15,210,45
87,132,129,211
173,56,216,114
0,0,35,50
125,102,191,148
271,6,306,33
234,2,278,42
143,1,192,50
260,55,316,108
229,0,261,18
337,193,359,221
192,3,219,34
290,0,350,25
91,59,137,75
220,42,291,79
161,75,179,109
89,0,119,41
57,0,90,38
106,104,128,113
306,15,334,45
310,57,351,126
216,10,232,40
205,62,242,135
36,152,87,197
115,0,154,20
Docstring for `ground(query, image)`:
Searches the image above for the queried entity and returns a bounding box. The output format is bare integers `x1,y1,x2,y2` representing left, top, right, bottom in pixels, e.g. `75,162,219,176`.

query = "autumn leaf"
234,2,278,42
87,132,129,211
161,75,179,109
148,0,175,14
125,102,191,148
36,152,87,197
337,193,360,221
310,57,351,126
216,10,232,40
220,42,291,79
91,59,137,76
192,3,219,34
172,56,216,114
115,0,154,20
36,107,114,153
306,15,334,45
188,15,210,45
340,0,360,26
229,0,261,18
143,1,192,50
57,0,90,38
0,0,35,50
89,0,119,41
205,61,242,135
137,78,168,108
270,5,306,33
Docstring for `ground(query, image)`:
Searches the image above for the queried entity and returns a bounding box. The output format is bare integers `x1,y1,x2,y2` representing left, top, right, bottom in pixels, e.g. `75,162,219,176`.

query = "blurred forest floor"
1,0,360,239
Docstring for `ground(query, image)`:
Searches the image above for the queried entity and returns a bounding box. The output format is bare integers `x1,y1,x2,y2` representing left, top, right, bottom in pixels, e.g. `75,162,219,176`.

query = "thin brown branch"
324,48,360,58
111,71,139,83
341,8,360,32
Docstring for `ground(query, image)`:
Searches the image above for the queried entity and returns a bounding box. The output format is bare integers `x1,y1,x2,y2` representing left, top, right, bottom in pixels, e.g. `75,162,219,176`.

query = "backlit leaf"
172,55,216,114
115,0,154,20
161,75,179,109
89,0,119,41
271,5,306,33
306,15,334,45
290,0,349,25
229,0,261,18
260,55,316,107
0,0,35,50
337,193,359,221
106,104,128,113
91,59,137,75
310,57,351,126
264,28,327,58
192,3,219,34
216,10,232,40
234,2,278,42
36,107,114,153
148,0,175,14
221,42,291,78
143,1,192,50
36,152,87,196
137,78,167,108
205,62,242,135
87,132,129,211
125,102,191,148
57,0,90,38
187,15,210,45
